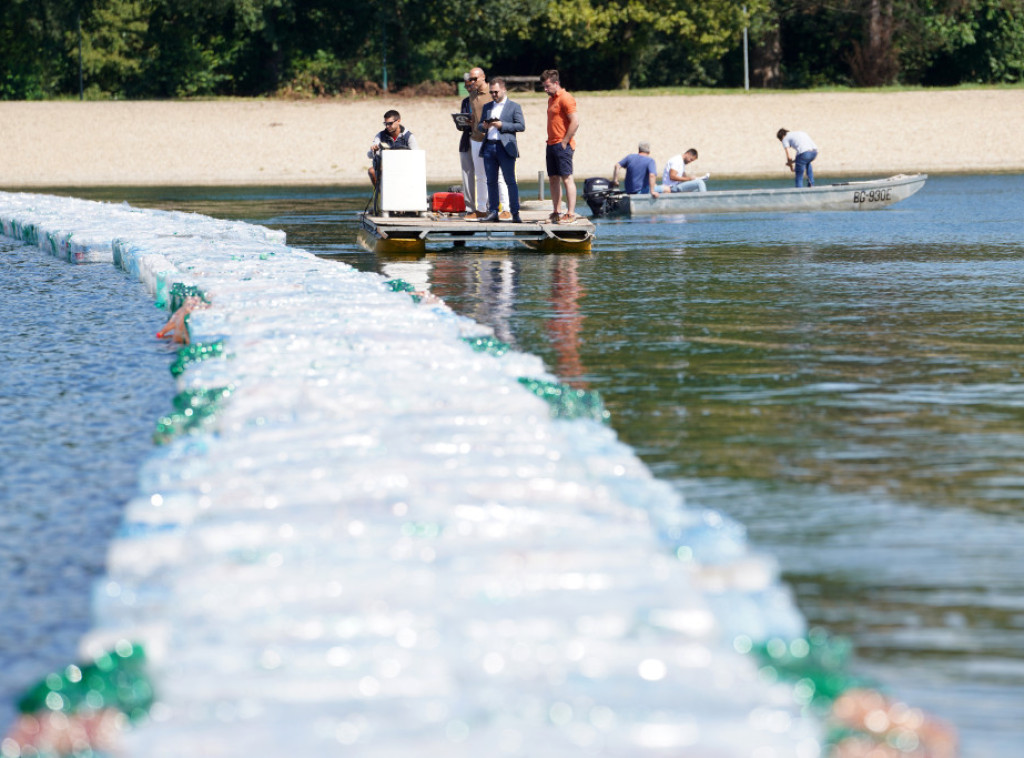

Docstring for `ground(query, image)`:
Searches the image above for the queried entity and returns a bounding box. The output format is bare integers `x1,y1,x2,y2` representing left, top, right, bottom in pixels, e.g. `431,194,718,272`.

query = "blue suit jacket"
478,99,525,159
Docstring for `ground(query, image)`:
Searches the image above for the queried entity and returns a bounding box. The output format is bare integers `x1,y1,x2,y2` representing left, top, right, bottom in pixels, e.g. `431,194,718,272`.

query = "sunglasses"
467,77,479,82
489,90,501,95
383,120,397,126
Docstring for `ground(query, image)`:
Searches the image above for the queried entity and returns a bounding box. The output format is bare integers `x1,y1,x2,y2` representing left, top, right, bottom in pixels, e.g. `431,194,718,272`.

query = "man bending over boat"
662,148,708,192
611,142,660,197
367,110,418,187
777,128,818,187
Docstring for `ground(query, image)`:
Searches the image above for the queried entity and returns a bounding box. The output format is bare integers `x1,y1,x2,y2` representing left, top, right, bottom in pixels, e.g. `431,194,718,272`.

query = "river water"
4,173,1023,756
0,239,175,728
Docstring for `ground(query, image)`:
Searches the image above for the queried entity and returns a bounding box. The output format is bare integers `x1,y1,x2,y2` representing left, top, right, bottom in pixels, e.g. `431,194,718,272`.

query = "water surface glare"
0,239,174,729
38,173,1024,757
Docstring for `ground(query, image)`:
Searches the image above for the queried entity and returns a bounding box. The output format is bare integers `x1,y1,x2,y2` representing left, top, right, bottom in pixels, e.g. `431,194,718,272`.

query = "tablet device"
451,113,473,129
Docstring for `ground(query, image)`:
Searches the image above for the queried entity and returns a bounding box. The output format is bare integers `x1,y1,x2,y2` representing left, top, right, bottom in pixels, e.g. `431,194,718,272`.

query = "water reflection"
51,175,1024,757
548,257,587,387
385,254,590,388
345,176,1024,758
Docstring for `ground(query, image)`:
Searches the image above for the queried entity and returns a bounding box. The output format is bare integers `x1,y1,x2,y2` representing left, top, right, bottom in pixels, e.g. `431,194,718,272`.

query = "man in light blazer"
477,77,524,223
458,67,509,218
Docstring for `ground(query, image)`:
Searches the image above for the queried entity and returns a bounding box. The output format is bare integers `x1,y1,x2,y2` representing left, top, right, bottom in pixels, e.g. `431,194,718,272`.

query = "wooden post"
538,171,545,201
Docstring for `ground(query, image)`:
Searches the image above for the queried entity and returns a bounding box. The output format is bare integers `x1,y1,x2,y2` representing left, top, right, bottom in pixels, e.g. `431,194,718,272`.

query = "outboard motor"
583,177,624,218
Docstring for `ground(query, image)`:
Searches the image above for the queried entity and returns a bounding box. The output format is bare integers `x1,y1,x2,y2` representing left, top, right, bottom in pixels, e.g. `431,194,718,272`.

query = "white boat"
584,173,927,218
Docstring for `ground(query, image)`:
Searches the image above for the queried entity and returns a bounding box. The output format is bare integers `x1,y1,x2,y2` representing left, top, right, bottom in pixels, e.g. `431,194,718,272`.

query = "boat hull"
610,174,927,217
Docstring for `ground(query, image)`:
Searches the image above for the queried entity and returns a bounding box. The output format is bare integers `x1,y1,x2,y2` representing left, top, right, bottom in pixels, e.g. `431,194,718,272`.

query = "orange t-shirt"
546,89,577,148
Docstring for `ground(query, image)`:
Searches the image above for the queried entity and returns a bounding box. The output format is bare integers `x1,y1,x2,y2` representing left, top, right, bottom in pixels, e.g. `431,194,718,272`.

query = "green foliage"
764,0,1024,87
778,3,859,87
984,2,1024,82
536,0,765,89
280,50,347,97
383,0,543,85
0,0,76,98
76,1,148,95
0,0,1021,97
926,0,1024,84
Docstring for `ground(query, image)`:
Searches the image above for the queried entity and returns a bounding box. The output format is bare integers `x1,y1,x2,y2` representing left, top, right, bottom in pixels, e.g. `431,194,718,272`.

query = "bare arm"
668,166,692,182
561,111,580,149
611,163,622,186
649,172,660,198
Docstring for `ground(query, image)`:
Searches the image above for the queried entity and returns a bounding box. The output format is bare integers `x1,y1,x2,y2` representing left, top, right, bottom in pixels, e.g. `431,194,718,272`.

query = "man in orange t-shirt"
541,69,580,223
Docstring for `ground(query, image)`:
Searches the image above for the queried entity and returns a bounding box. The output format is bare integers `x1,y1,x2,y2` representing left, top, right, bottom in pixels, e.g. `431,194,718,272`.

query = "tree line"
1,0,1021,99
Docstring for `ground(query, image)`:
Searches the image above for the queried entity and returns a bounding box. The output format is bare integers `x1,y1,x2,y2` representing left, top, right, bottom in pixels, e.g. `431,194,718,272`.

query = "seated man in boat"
662,148,708,193
367,110,419,187
610,141,660,197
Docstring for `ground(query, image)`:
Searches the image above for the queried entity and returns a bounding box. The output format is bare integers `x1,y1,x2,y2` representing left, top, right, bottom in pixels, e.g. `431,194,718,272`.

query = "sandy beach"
1,89,1022,188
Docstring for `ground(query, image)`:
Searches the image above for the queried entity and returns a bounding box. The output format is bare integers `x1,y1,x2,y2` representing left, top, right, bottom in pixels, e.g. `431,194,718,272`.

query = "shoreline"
2,89,1023,188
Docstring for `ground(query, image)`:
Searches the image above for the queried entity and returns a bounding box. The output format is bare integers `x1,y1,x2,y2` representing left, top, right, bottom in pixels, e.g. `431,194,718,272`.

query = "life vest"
377,126,414,150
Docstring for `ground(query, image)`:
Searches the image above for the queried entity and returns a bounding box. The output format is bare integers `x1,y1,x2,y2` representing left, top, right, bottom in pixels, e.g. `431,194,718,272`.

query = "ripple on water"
0,239,174,732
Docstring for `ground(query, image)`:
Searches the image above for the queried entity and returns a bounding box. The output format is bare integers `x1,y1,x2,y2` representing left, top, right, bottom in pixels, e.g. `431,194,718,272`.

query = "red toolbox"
431,192,466,213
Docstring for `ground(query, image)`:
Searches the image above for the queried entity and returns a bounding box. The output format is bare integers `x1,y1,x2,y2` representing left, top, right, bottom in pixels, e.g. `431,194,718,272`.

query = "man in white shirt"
777,128,818,187
662,148,708,193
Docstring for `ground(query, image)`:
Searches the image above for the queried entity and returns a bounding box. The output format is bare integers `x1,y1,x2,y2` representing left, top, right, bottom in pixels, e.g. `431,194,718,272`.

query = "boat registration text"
853,188,893,204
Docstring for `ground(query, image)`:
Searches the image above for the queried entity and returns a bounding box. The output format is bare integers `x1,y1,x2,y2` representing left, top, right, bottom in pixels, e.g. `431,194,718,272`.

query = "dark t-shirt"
619,153,657,194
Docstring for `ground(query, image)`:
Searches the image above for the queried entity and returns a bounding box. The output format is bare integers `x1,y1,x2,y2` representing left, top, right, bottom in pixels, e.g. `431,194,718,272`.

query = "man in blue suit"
477,77,524,223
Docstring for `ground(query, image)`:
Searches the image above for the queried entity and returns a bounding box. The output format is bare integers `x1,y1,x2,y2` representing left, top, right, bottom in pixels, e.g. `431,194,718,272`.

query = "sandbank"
1,89,1022,188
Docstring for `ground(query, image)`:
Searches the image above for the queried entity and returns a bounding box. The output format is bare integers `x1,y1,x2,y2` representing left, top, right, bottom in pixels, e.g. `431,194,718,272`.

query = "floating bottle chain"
518,377,610,422
154,386,234,444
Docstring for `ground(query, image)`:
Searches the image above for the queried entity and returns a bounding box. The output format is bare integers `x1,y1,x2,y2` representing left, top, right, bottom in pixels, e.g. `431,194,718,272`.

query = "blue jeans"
669,178,707,193
794,150,817,187
481,141,520,214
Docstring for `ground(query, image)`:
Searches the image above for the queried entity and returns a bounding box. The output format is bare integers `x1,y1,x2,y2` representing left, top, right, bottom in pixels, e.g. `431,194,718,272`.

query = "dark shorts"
546,143,574,177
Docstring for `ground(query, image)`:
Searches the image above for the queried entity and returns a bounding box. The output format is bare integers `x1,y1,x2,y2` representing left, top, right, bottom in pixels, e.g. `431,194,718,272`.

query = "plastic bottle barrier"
1,191,958,758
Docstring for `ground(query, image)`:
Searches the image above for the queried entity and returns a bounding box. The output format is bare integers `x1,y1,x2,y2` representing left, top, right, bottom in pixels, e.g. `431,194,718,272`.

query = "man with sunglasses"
458,68,509,219
476,77,524,223
367,110,418,187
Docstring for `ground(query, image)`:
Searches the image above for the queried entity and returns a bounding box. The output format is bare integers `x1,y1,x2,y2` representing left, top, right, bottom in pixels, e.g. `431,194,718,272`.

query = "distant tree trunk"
616,25,636,89
751,15,783,88
849,0,898,85
392,6,413,87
